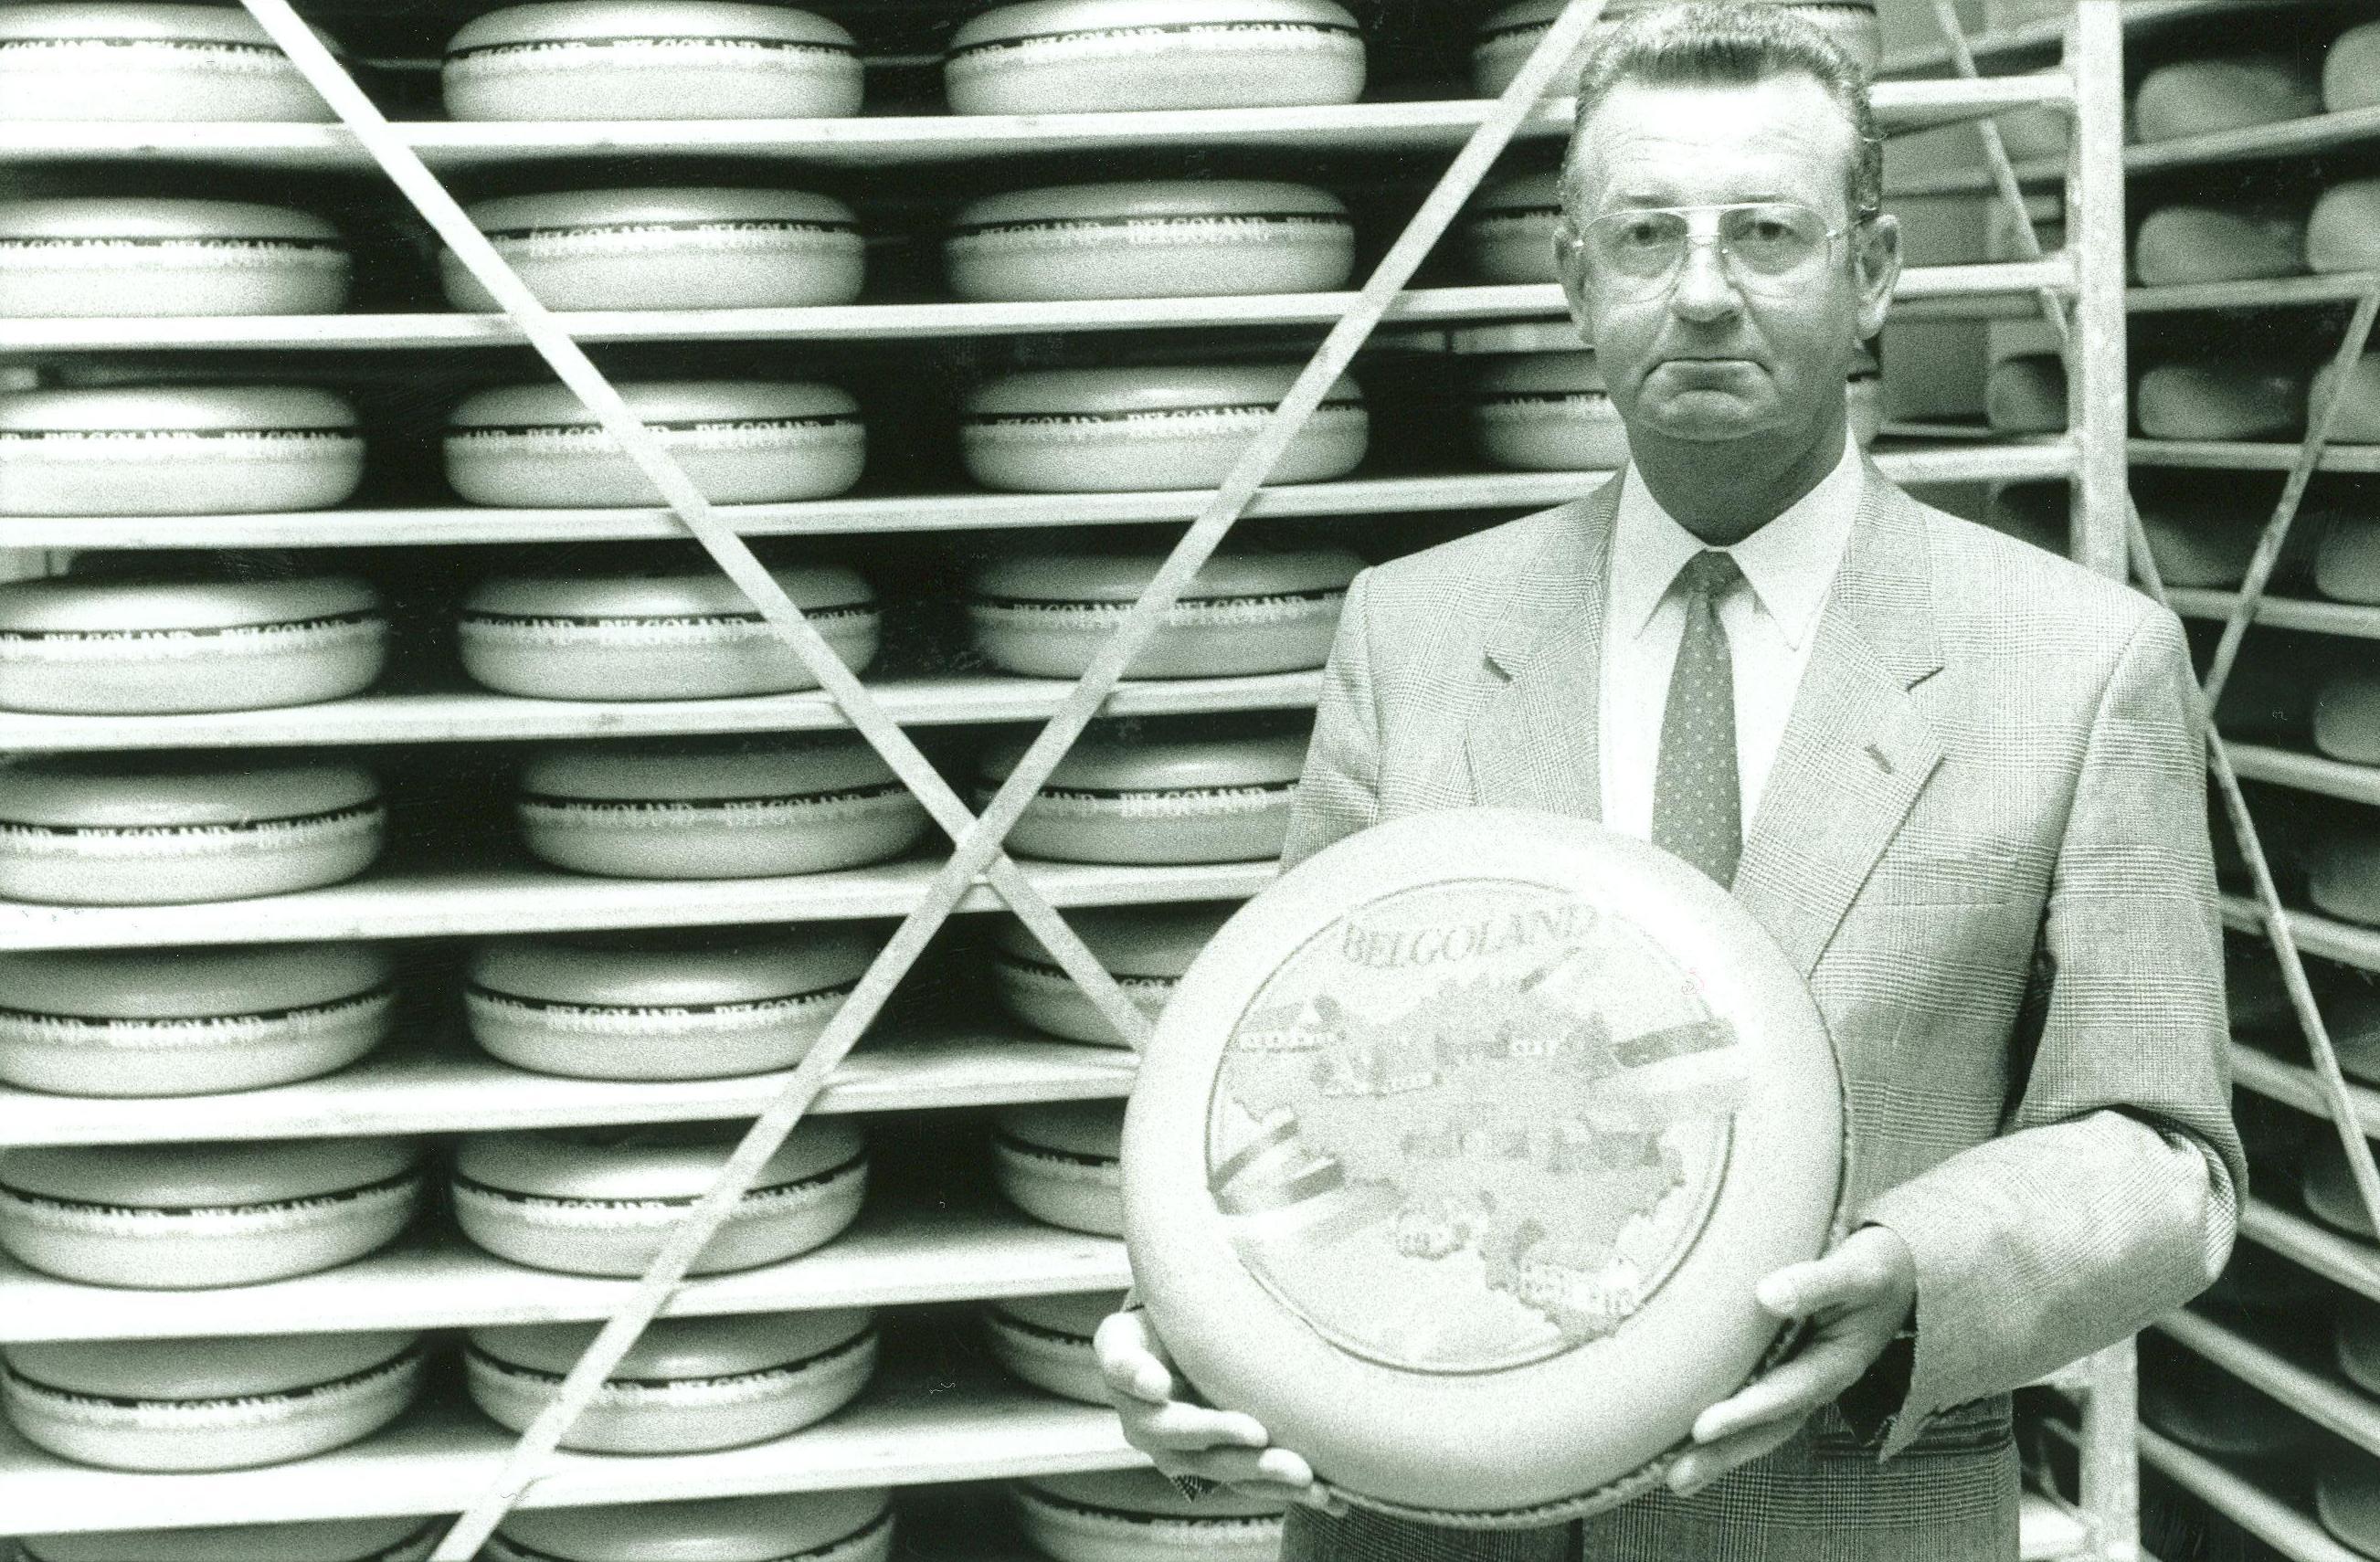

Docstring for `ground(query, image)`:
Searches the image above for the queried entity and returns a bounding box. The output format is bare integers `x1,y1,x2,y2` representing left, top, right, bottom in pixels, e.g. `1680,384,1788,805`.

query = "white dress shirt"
1599,427,1865,841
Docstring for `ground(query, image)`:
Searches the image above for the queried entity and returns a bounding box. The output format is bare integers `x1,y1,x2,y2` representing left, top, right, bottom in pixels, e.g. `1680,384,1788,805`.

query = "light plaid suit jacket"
1275,467,2246,1562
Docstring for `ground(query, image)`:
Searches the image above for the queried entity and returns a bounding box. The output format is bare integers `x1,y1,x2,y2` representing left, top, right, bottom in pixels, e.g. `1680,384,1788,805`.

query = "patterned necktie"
1652,549,1744,888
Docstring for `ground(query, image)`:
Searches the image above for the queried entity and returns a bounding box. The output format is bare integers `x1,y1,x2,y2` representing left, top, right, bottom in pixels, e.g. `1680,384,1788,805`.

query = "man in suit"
1095,4,2244,1558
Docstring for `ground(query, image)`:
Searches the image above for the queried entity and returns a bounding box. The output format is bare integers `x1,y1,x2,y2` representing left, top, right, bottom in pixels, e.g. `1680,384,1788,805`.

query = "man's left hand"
1666,1224,1918,1497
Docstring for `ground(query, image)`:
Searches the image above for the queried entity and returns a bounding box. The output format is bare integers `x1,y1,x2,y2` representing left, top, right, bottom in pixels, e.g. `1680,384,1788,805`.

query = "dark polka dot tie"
1652,549,1744,889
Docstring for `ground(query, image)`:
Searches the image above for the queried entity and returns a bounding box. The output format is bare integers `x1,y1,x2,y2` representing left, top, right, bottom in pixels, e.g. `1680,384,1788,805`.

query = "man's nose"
1668,239,1740,322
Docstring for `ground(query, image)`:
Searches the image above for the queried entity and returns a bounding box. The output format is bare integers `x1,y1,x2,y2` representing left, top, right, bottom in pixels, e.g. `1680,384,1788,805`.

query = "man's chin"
1637,398,1776,443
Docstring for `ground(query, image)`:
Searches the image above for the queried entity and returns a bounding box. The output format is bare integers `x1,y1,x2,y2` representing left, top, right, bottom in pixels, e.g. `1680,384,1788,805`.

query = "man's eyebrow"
1606,191,1799,207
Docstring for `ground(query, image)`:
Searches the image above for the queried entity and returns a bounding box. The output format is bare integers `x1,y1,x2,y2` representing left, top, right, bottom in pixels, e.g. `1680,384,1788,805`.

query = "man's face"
1554,74,1899,448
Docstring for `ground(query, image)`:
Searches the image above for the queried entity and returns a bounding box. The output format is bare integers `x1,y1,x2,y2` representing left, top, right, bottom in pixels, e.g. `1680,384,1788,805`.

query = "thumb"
1755,1247,1884,1320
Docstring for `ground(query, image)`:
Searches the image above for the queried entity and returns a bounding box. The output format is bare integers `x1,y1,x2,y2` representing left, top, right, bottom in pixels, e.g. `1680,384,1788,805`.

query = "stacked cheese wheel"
2312,179,2380,276
991,902,1235,1046
443,2,863,121
1461,169,1561,285
450,1119,868,1276
486,1490,894,1562
2132,202,2306,285
1471,350,1628,470
0,2,343,121
2323,1450,2380,1561
0,385,365,517
2332,19,2380,113
962,364,1367,493
993,1101,1125,1236
947,181,1354,301
965,547,1360,679
2135,362,2307,441
978,720,1306,865
985,1288,1127,1403
446,188,863,311
2131,52,2322,142
1009,1469,1288,1562
945,0,1365,114
0,197,349,318
13,1515,439,1562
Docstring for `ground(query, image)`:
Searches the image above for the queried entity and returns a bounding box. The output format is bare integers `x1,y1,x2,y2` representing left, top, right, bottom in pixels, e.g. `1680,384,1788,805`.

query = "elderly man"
1095,4,2244,1559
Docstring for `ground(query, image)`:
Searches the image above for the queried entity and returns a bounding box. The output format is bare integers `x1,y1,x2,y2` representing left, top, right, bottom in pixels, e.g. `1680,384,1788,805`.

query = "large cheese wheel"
1462,170,1561,285
2301,1135,2380,1236
458,561,876,699
491,1490,894,1562
446,380,864,507
0,573,384,714
450,1118,868,1276
17,1515,437,1562
945,0,1365,116
0,941,395,1098
2320,517,2380,604
0,754,383,905
994,1100,1124,1235
2317,665,2380,765
1472,351,1627,470
446,188,862,312
947,180,1353,302
0,1136,419,1289
2132,204,2306,285
515,734,926,880
0,197,349,318
0,385,364,517
2326,20,2380,114
962,364,1366,493
978,721,1306,865
965,546,1360,679
2134,362,2306,440
466,1308,876,1452
2313,355,2380,444
1471,0,1881,98
2339,1293,2380,1399
2309,823,2380,930
2132,495,2263,589
0,2,343,121
2311,180,2380,276
443,2,862,121
984,1288,1128,1402
992,901,1236,1045
1983,354,2066,433
1010,1470,1287,1562
2321,1449,2380,1562
0,1332,420,1472
2138,1337,2319,1461
2131,55,2322,143
464,924,875,1079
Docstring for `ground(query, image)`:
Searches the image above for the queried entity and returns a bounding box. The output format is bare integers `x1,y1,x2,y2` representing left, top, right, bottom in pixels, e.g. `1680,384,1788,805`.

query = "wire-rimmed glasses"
1571,201,1852,298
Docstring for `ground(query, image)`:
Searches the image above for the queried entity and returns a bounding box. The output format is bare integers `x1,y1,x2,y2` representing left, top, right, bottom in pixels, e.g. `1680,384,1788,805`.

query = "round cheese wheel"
2132,495,2264,589
444,2,862,121
464,924,875,1080
2339,1293,2380,1398
2321,979,2380,1089
984,1288,1127,1403
2325,19,2380,114
2138,1338,2318,1461
515,734,926,880
466,1307,876,1452
0,197,349,318
444,379,864,508
947,180,1353,302
962,364,1367,494
0,1135,419,1289
992,901,1236,1045
2313,355,2380,444
2132,204,2306,285
2317,666,2380,765
0,754,383,906
1472,351,1627,470
1471,0,1880,98
491,1490,894,1562
0,1331,419,1472
0,2,343,121
944,0,1364,116
2132,55,2323,143
0,941,395,1098
2301,1135,2380,1237
16,1515,438,1562
0,573,384,715
446,188,862,312
1123,809,1844,1522
994,1100,1123,1235
2134,362,2306,440
2322,1449,2380,1561
450,1117,868,1275
1010,1469,1287,1562
965,547,1360,680
2311,181,2380,276
458,561,877,700
1462,171,1560,286
0,384,364,517
978,722,1306,865
1983,354,2066,434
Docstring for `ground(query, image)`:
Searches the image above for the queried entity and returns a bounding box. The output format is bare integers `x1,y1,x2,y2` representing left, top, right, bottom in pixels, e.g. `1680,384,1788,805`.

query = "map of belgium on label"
1205,879,1750,1375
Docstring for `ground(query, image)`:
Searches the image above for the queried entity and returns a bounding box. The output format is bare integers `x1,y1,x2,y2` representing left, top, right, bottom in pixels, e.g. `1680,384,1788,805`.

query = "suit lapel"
1463,481,1620,820
1731,470,1947,976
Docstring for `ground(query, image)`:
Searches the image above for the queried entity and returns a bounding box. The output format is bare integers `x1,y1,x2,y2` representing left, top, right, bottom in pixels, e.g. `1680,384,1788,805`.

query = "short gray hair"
1556,2,1883,226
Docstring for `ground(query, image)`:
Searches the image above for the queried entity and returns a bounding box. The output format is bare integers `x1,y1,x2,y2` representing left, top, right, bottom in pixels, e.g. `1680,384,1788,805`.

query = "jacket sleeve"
1279,566,1384,871
1856,605,2246,1458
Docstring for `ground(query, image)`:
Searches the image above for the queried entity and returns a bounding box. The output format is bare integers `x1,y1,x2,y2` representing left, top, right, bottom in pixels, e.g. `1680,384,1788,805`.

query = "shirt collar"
1610,426,1864,650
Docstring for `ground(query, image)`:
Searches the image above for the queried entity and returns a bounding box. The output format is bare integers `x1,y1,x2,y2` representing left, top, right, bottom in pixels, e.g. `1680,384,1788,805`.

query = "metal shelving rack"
0,0,2133,1556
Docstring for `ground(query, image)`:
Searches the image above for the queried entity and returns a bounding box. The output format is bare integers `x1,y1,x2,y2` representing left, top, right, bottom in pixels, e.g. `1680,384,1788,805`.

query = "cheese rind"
2131,55,2323,143
2133,204,2306,285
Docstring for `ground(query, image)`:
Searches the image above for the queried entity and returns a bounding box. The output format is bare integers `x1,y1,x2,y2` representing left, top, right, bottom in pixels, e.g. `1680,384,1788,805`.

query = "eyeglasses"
1571,201,1851,298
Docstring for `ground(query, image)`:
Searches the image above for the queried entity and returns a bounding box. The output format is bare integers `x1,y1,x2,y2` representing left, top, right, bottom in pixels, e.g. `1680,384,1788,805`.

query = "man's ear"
1852,212,1902,341
1555,221,1592,339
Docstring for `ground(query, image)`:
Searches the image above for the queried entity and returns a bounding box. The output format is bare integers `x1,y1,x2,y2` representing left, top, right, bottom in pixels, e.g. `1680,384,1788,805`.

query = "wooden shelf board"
2222,895,2380,976
0,442,2078,549
0,1027,1136,1148
0,1197,1128,1343
2130,104,2380,175
0,259,2071,354
2241,1196,2380,1308
2131,441,2380,473
2140,1424,2370,1562
2155,1311,2374,1457
2130,271,2380,315
2171,589,2380,640
0,1365,1142,1536
2224,743,2380,807
0,859,1278,952
0,671,1324,754
2228,1042,2380,1138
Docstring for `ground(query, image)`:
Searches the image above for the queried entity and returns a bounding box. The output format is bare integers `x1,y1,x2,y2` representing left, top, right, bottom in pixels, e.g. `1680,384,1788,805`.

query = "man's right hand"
1093,1307,1339,1511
